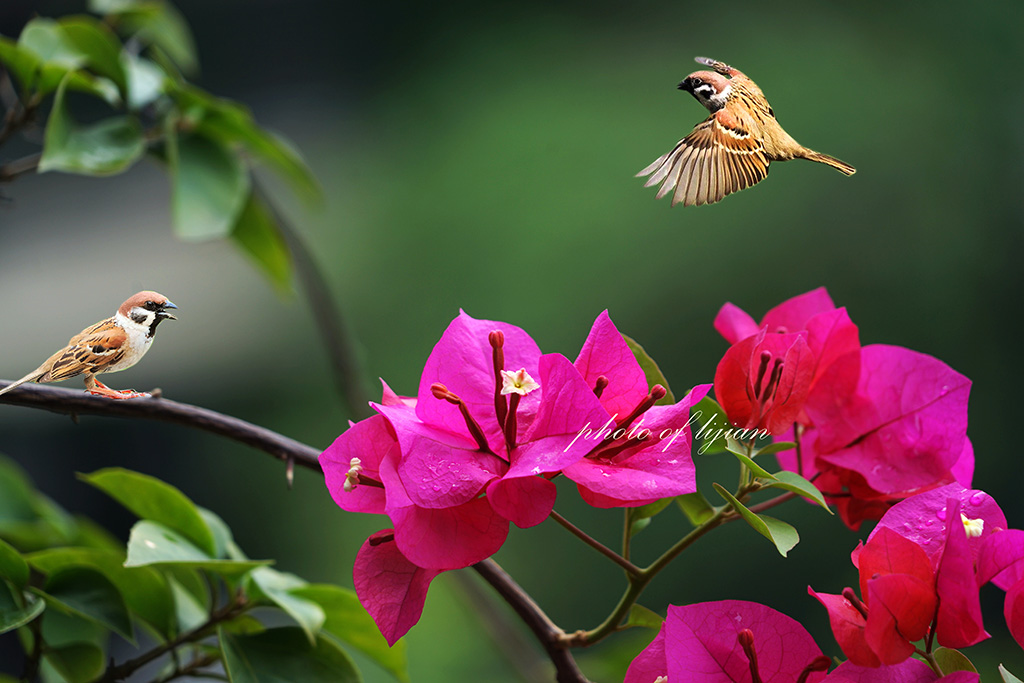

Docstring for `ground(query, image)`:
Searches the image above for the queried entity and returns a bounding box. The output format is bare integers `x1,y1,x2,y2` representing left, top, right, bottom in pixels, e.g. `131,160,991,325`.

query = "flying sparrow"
637,56,855,207
0,291,177,400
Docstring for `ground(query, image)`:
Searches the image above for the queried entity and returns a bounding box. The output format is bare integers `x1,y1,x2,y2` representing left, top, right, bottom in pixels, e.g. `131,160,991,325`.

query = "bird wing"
39,318,128,382
637,109,770,207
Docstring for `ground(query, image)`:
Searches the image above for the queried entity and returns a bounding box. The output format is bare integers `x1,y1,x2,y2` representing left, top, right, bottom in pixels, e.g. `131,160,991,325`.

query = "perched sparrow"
0,291,177,400
638,56,855,207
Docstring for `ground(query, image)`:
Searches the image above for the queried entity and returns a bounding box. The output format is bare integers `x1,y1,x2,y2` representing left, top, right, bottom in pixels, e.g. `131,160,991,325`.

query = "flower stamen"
431,382,493,453
343,457,364,492
737,629,763,683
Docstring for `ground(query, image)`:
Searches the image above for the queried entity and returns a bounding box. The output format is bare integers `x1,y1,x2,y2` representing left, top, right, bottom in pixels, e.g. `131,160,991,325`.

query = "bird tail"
803,151,856,176
0,370,45,397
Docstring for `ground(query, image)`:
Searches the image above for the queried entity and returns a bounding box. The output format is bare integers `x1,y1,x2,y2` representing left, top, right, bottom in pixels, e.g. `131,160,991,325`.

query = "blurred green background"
1,0,1022,679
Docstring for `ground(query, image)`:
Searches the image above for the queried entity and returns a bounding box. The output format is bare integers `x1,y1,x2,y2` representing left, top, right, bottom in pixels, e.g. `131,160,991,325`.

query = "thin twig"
252,180,373,420
0,382,322,471
0,151,41,181
549,509,642,577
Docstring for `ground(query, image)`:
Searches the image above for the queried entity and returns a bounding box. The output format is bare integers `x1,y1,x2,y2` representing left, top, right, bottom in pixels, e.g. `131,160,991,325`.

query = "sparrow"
637,56,855,207
0,291,177,400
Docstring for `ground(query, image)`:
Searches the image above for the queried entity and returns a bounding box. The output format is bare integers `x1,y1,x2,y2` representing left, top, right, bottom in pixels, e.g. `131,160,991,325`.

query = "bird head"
678,70,732,113
118,291,178,335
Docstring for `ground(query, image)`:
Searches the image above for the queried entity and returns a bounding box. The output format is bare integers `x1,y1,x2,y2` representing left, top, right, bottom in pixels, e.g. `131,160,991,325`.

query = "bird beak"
677,78,693,93
160,301,178,320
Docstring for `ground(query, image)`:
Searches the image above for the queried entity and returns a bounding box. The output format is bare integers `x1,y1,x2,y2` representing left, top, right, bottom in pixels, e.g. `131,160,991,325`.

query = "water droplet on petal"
924,519,934,528
937,508,947,521
969,492,985,506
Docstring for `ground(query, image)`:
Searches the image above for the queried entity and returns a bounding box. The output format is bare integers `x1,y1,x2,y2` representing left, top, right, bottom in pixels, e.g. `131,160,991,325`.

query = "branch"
1,384,589,681
0,151,41,181
0,382,321,472
549,509,641,577
472,559,591,683
253,181,373,420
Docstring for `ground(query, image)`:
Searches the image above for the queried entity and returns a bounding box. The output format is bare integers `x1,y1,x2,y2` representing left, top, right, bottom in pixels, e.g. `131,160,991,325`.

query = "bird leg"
85,376,151,399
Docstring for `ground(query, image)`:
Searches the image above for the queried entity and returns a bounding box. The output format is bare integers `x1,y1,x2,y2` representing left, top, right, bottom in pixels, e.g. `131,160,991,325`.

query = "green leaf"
221,627,361,683
198,507,232,559
0,457,78,551
933,647,976,674
169,576,207,632
691,396,730,454
106,2,198,75
293,584,408,683
121,51,166,110
1000,664,1024,683
754,441,796,457
28,547,175,636
621,334,674,405
16,18,122,103
125,521,269,575
713,483,799,557
79,468,217,556
44,643,105,683
36,566,134,641
723,444,777,481
231,192,293,291
170,85,320,201
676,492,715,526
0,580,45,635
171,133,250,241
39,75,144,176
624,604,663,630
764,471,832,513
0,538,28,589
248,567,324,645
57,16,128,93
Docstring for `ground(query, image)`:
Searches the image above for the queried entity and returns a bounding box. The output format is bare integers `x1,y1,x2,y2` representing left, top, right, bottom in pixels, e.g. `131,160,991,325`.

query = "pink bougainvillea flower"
714,287,861,421
714,328,814,435
351,530,443,646
775,345,972,529
563,311,712,507
624,600,830,683
823,658,979,682
813,486,998,666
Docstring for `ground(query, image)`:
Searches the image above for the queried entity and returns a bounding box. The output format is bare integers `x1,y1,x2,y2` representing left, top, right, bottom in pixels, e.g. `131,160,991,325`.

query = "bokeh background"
1,0,1022,679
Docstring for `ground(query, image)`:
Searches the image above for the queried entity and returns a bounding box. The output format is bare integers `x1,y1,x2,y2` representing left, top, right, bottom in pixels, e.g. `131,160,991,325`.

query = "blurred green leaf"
125,521,269,575
713,483,799,557
79,467,216,556
0,456,78,551
220,627,361,683
36,566,134,641
39,75,144,176
933,647,976,674
57,16,127,93
293,584,408,683
723,443,777,481
676,491,715,526
626,497,673,538
764,471,832,513
249,567,324,645
754,441,796,457
28,547,175,636
16,17,122,103
621,334,674,405
0,538,28,589
232,192,293,291
44,642,105,683
624,604,663,630
0,37,41,92
691,396,729,454
171,133,250,241
1000,664,1024,683
169,575,207,632
105,1,198,75
121,51,166,110
0,580,45,634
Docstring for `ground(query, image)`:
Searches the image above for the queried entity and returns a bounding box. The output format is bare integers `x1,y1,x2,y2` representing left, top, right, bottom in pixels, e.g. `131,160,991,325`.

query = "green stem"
582,505,731,644
550,510,641,577
622,509,632,562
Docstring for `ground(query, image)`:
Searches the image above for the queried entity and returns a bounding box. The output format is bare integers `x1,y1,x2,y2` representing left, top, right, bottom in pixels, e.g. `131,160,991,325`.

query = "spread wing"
637,109,770,207
38,319,128,382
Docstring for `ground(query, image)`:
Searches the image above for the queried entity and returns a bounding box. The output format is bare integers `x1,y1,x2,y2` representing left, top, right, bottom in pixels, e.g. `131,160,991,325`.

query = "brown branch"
1,381,589,681
0,381,321,472
252,181,373,420
0,151,41,181
472,559,591,683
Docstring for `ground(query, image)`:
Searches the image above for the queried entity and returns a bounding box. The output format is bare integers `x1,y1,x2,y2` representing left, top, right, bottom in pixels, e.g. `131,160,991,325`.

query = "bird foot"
87,379,151,399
